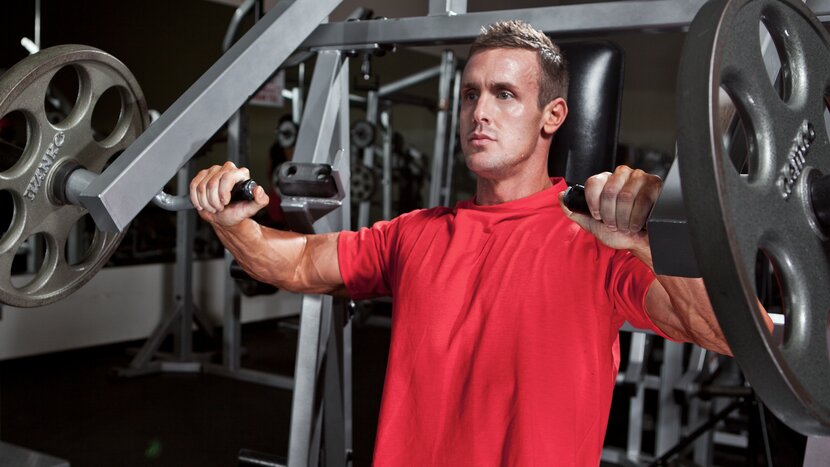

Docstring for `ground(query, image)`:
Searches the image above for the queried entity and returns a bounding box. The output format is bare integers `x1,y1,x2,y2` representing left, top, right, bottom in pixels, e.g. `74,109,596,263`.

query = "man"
191,21,730,466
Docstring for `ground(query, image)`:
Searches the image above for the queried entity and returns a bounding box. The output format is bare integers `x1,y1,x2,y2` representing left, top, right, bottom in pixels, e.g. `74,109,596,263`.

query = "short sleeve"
606,250,669,338
337,219,399,300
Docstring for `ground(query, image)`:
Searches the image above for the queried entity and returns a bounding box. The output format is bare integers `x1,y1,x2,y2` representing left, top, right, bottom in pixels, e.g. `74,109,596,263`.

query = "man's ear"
542,97,568,136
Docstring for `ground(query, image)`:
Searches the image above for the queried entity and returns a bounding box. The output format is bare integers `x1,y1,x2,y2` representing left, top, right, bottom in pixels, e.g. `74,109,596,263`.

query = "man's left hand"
558,165,662,253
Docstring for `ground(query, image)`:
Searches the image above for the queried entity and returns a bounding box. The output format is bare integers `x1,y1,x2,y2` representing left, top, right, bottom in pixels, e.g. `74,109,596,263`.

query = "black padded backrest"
548,41,625,185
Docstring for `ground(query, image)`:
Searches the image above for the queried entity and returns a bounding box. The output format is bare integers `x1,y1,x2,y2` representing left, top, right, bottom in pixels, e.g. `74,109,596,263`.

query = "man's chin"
465,156,508,178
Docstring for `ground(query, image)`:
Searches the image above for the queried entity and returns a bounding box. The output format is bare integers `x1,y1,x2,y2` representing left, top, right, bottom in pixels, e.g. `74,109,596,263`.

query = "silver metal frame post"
655,341,684,456
625,333,648,461
173,164,196,362
222,100,247,374
685,348,716,466
380,107,393,220
442,69,462,207
34,0,41,49
428,50,456,207
293,62,305,124
284,49,352,467
357,90,379,228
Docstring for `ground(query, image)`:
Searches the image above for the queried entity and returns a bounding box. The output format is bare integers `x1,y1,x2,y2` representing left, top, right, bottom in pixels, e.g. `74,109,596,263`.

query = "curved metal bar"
223,0,256,53
151,190,194,211
66,167,194,211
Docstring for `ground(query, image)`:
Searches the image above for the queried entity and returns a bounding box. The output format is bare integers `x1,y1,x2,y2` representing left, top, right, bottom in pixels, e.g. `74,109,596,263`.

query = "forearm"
566,167,773,355
630,245,733,355
651,275,732,355
190,162,346,295
213,219,344,295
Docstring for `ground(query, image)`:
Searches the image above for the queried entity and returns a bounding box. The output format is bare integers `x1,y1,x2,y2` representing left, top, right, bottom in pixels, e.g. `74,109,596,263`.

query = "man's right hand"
190,161,269,228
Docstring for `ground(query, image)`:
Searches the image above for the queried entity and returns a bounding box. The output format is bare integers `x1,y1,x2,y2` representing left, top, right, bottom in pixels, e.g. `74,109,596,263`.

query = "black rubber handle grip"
563,184,653,232
230,179,257,203
562,184,590,215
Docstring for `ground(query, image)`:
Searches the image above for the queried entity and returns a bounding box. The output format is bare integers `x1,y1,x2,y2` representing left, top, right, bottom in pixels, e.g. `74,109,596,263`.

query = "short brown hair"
469,20,569,109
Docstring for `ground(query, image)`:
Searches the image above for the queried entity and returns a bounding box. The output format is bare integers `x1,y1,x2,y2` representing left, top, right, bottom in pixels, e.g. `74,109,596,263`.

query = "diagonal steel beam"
79,0,342,232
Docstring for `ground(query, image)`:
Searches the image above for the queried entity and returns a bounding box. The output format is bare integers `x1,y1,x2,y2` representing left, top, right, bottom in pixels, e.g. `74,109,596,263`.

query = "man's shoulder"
397,206,455,223
357,207,453,236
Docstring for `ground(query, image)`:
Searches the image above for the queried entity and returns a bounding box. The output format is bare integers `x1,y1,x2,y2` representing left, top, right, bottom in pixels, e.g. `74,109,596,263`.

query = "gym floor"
0,315,389,467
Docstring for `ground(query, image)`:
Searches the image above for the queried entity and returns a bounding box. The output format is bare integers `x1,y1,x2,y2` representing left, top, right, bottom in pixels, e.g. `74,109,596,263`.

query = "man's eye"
464,92,478,101
497,91,513,99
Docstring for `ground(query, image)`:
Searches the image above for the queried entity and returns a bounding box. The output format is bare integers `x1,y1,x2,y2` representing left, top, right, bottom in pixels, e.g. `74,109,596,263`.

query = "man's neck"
474,172,553,205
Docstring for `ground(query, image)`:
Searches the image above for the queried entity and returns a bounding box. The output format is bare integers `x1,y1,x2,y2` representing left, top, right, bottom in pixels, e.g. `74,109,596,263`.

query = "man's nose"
472,95,490,124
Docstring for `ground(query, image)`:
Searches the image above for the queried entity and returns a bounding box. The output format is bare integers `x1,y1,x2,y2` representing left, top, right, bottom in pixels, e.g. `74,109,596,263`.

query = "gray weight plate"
350,163,376,202
0,45,148,308
350,120,375,149
678,0,830,435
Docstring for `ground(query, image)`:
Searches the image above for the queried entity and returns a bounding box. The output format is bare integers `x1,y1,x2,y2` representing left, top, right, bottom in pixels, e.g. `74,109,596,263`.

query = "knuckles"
600,189,619,203
585,166,663,223
205,178,220,192
616,190,636,204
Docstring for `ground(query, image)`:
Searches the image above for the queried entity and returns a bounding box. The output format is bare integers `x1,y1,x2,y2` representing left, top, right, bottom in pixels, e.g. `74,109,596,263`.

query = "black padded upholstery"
548,41,625,185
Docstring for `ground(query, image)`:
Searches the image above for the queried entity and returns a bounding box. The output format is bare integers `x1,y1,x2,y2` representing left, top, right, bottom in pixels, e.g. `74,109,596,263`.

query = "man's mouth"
468,133,495,142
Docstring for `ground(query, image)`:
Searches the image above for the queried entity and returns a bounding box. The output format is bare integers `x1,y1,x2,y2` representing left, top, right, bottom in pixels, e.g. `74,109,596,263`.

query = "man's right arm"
190,162,347,296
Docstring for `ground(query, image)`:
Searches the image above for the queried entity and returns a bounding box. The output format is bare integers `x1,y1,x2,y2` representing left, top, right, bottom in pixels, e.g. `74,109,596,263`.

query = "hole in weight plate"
758,18,791,102
756,249,786,346
718,86,752,176
0,111,29,172
11,232,48,289
44,65,80,126
91,87,124,142
65,214,97,267
0,189,15,241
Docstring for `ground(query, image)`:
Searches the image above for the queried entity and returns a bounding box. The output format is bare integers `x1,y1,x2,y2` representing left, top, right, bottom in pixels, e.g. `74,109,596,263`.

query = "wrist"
216,217,261,244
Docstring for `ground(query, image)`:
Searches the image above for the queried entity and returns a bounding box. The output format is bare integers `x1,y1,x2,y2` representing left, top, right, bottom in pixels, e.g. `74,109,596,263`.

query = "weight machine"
352,58,459,227
3,0,830,465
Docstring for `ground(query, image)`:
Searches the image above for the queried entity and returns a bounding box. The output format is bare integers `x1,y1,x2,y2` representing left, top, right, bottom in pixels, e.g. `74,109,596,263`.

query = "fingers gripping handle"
152,178,258,211
563,183,654,232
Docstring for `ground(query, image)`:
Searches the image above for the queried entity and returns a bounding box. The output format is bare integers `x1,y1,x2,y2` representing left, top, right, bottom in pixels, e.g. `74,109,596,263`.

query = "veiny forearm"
213,219,345,295
631,244,733,355
650,274,732,355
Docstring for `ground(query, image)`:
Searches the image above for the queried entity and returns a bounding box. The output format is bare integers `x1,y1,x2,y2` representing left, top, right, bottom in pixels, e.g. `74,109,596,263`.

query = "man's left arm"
559,165,740,355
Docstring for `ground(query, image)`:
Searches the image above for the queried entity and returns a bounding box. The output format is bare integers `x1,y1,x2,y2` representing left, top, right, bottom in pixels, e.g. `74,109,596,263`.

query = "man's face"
459,48,550,178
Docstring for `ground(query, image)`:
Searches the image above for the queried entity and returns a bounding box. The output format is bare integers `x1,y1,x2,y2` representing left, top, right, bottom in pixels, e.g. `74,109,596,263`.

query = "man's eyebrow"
490,81,518,90
461,81,518,91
